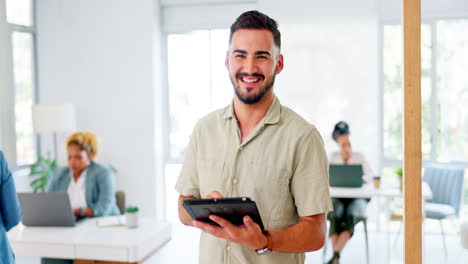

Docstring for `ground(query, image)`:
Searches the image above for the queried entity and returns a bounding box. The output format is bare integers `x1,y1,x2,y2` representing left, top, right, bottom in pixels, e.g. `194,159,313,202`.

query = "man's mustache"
235,72,265,79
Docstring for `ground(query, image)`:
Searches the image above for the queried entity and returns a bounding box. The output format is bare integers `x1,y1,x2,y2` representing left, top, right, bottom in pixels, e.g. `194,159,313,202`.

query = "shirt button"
226,246,231,251
233,179,238,184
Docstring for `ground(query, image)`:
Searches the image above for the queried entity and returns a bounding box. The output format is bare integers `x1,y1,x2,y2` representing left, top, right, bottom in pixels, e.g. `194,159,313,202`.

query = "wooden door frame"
403,0,422,263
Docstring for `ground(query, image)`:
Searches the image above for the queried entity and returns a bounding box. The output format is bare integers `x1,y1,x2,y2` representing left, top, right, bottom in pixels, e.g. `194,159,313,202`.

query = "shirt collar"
69,168,87,183
221,96,281,125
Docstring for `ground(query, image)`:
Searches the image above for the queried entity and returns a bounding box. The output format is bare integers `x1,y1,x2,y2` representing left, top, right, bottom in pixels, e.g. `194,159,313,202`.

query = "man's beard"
230,71,277,105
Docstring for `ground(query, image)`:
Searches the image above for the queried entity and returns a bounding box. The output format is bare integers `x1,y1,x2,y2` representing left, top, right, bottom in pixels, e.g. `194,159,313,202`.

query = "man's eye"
257,56,267,59
235,54,246,58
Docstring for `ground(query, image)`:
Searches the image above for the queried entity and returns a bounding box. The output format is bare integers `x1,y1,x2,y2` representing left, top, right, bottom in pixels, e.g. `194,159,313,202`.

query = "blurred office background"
1,0,467,263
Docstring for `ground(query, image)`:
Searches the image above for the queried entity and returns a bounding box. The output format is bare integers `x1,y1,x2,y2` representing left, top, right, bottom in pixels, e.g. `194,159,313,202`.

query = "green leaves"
395,167,403,178
125,206,139,213
29,155,58,193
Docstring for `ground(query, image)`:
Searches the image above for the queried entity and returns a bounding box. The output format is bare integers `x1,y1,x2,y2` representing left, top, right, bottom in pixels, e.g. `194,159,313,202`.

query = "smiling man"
175,10,333,264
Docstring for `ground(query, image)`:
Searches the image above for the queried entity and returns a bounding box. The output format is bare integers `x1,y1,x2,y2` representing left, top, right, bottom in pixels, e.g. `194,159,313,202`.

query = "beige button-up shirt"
175,96,333,264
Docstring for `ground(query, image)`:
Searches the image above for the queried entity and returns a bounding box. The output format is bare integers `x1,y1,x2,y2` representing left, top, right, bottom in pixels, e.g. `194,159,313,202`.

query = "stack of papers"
96,216,125,227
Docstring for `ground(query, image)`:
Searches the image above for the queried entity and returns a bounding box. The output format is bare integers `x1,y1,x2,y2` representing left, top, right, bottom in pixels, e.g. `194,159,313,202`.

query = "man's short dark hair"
229,10,281,50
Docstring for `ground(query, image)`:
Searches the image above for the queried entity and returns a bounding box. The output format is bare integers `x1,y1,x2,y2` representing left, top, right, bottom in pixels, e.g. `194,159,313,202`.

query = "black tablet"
183,197,264,230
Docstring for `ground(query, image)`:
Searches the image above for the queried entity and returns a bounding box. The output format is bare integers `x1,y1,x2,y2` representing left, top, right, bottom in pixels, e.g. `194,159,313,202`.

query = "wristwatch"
255,230,272,255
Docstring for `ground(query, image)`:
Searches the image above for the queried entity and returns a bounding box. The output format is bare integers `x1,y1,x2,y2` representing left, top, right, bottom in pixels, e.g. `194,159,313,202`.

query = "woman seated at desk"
48,131,120,218
43,132,120,264
327,121,374,264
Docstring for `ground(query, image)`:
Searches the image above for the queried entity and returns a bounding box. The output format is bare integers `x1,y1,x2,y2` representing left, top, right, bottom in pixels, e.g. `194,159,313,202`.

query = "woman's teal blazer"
48,160,120,217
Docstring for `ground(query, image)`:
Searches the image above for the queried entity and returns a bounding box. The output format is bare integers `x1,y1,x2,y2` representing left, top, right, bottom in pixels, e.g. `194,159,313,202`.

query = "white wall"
36,0,163,218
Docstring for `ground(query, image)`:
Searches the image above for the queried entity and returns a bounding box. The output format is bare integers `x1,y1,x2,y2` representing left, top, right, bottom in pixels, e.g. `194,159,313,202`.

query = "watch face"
255,247,271,255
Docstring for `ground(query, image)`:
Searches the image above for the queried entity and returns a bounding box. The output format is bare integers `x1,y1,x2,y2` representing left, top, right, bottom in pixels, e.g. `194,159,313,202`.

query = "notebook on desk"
18,192,83,227
329,164,363,188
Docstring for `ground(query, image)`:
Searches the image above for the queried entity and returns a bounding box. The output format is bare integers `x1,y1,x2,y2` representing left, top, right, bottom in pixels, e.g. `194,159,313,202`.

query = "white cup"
125,212,139,228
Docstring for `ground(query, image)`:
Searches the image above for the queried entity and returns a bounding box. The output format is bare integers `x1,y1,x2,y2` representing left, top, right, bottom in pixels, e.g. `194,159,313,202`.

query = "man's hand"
178,190,224,226
193,191,267,250
193,215,267,251
205,191,224,199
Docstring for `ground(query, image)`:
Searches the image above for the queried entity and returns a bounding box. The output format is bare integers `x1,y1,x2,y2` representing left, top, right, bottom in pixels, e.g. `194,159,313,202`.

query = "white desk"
8,217,171,263
330,183,433,199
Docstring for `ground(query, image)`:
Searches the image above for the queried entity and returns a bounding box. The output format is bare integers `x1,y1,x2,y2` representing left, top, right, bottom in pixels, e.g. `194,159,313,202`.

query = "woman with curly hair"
48,131,119,218
43,132,120,264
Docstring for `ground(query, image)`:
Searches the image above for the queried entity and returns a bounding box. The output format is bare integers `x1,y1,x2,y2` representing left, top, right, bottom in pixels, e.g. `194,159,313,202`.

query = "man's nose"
243,57,258,74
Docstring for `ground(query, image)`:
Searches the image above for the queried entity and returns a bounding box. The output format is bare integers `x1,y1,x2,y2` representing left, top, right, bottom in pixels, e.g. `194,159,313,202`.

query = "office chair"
423,167,465,256
116,191,126,215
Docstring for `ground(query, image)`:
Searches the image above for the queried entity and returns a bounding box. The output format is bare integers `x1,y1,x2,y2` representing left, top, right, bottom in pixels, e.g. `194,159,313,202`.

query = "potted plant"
395,167,403,191
29,155,57,192
125,206,139,228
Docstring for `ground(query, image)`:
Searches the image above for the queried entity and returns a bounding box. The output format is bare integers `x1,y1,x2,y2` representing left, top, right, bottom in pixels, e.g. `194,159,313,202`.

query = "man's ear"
225,51,230,69
275,54,284,74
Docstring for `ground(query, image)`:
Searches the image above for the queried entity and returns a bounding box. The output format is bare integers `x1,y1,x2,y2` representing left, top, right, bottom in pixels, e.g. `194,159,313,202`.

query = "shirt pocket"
246,162,291,224
198,158,225,198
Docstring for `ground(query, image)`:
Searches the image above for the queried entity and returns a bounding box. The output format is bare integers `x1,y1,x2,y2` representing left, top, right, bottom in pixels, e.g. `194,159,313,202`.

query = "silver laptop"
18,192,81,227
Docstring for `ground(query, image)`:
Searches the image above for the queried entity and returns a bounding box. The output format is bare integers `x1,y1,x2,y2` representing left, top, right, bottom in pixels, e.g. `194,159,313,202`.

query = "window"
165,29,231,221
436,20,468,162
167,29,231,161
382,19,468,164
6,0,38,166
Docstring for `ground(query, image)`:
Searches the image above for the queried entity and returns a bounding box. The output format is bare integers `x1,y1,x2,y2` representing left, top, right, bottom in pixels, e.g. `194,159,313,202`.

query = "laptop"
329,164,363,188
18,192,82,227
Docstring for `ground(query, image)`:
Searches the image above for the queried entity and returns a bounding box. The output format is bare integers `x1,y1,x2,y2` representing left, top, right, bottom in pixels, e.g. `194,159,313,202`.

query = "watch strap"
263,230,272,250
255,230,272,255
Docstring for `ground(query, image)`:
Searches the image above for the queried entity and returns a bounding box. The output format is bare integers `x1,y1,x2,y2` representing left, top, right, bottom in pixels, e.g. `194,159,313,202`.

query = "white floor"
16,220,468,264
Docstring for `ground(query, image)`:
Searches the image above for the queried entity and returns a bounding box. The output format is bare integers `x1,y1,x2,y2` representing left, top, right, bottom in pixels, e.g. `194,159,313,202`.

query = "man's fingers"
206,191,224,199
193,220,224,237
209,215,235,229
243,215,257,230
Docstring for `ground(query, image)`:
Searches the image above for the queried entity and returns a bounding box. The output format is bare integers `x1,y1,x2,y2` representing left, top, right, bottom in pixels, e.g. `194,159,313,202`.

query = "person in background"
42,132,119,264
326,121,374,264
0,151,22,264
48,131,120,218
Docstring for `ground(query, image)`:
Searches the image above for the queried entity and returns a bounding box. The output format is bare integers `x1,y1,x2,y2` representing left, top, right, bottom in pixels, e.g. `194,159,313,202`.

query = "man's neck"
233,92,274,141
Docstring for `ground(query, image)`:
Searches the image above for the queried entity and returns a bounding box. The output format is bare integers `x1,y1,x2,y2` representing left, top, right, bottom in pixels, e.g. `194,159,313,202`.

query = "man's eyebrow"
255,51,271,56
232,49,247,54
232,50,272,56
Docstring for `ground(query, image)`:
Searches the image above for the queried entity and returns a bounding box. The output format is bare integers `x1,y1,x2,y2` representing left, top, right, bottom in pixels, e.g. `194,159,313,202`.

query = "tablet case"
183,197,265,230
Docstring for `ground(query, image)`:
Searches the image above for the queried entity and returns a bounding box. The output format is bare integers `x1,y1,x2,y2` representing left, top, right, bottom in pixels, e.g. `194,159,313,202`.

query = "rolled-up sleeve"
175,126,201,199
291,128,333,217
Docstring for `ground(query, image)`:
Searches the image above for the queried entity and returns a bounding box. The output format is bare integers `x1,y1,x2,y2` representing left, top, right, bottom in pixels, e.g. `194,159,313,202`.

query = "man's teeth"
242,78,259,83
